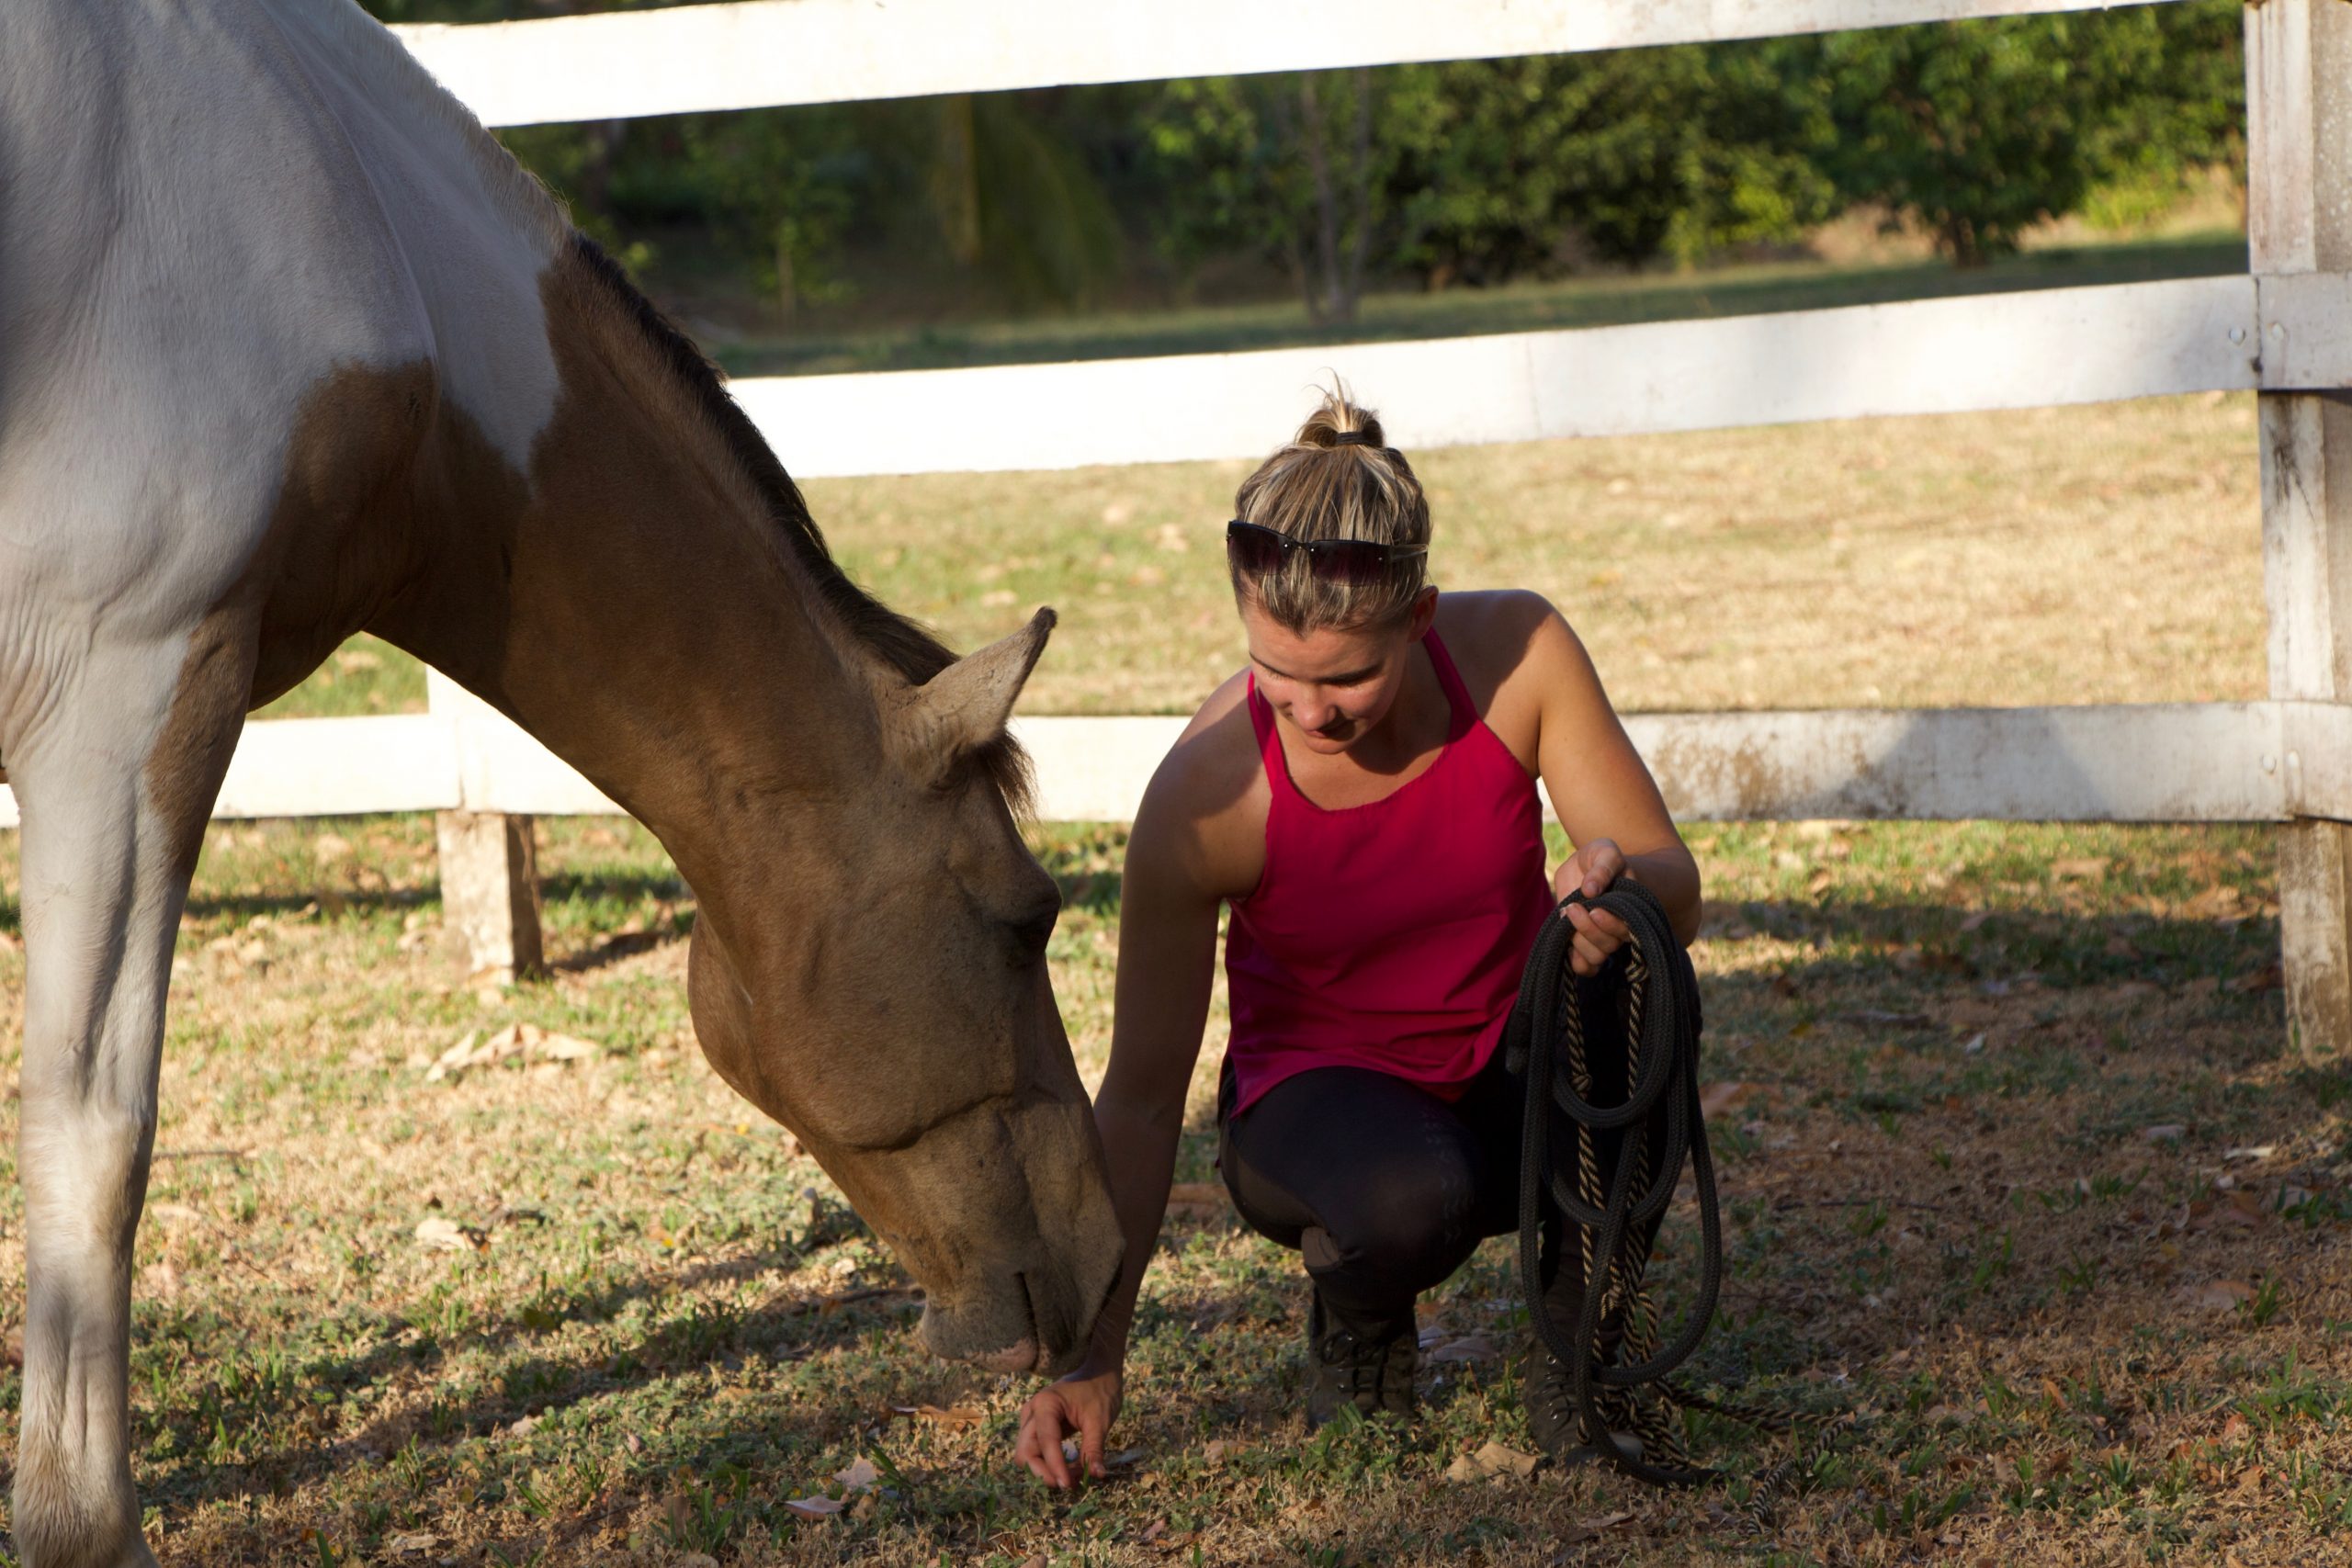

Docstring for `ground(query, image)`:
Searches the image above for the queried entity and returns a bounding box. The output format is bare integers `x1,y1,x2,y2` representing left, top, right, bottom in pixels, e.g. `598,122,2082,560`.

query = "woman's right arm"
1012,757,1227,1488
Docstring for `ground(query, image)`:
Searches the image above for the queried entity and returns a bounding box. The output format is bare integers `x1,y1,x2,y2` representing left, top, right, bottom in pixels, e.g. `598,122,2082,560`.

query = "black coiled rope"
1502,880,1725,1487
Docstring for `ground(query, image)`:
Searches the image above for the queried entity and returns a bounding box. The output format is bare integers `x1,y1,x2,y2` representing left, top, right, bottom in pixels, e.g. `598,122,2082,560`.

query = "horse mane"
563,233,1035,814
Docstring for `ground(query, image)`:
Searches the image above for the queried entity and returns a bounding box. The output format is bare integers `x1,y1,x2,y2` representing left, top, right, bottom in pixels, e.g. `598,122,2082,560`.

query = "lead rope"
1503,881,1841,1502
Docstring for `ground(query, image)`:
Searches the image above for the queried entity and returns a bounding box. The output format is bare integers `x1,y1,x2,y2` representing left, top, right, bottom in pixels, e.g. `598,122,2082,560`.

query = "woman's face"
1238,590,1437,756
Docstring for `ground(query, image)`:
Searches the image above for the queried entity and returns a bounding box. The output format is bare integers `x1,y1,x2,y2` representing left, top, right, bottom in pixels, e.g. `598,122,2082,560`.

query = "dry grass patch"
0,814,2346,1565
260,392,2262,721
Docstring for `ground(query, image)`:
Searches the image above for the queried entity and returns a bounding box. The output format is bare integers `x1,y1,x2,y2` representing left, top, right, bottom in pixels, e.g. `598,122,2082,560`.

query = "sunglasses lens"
1313,539,1401,585
1226,523,1285,577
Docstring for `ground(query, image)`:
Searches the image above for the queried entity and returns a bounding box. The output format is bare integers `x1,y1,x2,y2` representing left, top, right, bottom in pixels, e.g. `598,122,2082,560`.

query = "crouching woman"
1015,390,1700,1485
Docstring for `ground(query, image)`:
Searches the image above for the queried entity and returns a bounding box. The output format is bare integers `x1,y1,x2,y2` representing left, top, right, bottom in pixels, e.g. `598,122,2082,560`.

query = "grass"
1,814,2345,1565
702,233,2248,378
260,388,2264,719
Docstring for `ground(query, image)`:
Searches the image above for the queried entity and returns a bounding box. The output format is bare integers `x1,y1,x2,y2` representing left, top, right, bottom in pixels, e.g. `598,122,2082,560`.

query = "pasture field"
7,389,2348,1566
262,390,2265,721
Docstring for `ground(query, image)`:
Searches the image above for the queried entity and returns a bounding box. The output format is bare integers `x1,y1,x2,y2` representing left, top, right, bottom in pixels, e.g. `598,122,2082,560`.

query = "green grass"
3,814,2347,1564
711,232,2248,378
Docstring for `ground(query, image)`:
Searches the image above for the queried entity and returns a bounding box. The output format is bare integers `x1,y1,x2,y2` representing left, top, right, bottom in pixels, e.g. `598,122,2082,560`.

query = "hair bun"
1296,389,1386,452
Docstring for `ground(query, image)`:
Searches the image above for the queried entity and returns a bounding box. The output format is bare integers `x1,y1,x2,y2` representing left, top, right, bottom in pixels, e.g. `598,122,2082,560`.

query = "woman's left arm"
1521,604,1702,964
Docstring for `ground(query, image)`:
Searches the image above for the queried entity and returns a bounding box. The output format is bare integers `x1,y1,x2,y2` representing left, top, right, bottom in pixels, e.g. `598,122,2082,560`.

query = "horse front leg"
7,628,250,1568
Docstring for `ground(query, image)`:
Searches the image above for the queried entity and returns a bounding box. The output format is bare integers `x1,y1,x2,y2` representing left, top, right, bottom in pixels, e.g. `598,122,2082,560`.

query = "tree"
1136,71,1390,324
1787,0,2243,265
1381,50,1837,285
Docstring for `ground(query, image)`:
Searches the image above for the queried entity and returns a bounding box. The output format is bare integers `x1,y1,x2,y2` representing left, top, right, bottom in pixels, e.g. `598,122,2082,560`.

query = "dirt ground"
5,394,2345,1567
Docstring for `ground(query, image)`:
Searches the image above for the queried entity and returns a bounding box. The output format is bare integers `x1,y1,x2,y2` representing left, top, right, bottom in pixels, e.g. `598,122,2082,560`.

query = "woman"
1014,390,1701,1487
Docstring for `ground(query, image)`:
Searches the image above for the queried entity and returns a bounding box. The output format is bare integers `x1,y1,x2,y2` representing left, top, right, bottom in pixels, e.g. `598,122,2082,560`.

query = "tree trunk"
1297,74,1345,323
1338,69,1377,321
932,96,983,267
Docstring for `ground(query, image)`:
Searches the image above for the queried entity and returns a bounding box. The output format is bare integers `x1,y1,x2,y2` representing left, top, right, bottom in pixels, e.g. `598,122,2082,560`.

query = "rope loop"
1506,879,1722,1485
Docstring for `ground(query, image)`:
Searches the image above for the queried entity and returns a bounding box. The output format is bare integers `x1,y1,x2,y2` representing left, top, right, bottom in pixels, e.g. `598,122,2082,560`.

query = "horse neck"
377,243,886,924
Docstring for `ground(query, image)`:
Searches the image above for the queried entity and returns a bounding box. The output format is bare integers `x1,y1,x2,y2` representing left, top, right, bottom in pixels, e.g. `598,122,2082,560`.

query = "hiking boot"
1523,1272,1645,1467
1304,1292,1417,1428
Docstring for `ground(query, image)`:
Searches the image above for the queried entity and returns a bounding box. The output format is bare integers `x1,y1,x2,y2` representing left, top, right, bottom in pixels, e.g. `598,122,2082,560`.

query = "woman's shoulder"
1431,590,1578,701
1129,670,1270,898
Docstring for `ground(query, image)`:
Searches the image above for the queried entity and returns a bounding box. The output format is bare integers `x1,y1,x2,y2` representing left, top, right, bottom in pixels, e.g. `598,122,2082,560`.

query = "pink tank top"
1223,627,1555,1115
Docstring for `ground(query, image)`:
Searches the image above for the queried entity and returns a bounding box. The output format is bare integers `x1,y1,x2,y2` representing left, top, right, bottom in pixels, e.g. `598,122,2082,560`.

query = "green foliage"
1787,1,2244,265
1383,51,1838,280
937,95,1125,308
363,0,2246,305
1132,72,1393,320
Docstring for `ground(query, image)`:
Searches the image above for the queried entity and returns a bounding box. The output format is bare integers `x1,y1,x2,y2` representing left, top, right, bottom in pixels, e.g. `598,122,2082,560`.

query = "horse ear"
888,607,1054,786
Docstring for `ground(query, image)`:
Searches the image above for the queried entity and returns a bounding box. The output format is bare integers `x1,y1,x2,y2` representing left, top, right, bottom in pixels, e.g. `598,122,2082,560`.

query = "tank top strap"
1420,628,1479,742
1244,673,1299,804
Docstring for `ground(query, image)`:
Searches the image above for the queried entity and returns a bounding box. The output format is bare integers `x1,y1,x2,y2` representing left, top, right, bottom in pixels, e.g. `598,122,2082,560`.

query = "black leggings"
1216,970,1662,1343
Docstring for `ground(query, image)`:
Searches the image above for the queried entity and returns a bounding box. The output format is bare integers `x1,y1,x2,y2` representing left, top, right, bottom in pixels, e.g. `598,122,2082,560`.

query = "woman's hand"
1552,838,1634,976
1013,1359,1125,1489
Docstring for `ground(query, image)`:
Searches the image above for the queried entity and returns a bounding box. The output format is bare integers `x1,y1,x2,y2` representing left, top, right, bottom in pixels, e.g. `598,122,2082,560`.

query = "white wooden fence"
6,0,2346,1044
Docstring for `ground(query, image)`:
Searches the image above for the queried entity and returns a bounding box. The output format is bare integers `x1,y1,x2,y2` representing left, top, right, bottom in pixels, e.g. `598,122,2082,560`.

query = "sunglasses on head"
1225,520,1428,586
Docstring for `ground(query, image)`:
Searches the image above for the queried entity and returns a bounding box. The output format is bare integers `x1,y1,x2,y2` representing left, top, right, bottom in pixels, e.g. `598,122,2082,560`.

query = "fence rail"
393,0,2179,129
10,698,2346,833
740,276,2335,479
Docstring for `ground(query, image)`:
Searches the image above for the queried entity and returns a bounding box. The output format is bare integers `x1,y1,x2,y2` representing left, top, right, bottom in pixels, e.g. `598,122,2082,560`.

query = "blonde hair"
1230,385,1431,634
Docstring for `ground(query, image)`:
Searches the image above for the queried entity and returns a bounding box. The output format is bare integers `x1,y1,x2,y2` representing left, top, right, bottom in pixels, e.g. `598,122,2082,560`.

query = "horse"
0,2,1125,1561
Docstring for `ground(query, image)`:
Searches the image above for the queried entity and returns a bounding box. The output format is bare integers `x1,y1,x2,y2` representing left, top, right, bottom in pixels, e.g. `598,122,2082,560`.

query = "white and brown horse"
0,2,1123,1561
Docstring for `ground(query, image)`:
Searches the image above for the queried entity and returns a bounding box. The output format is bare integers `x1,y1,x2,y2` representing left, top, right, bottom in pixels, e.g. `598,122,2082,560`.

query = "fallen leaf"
1959,910,1993,933
413,1216,483,1253
1698,1081,1751,1118
2180,1280,2256,1310
535,1032,601,1062
2222,1145,2278,1164
422,1032,479,1083
1202,1439,1237,1464
2142,1123,2188,1144
2235,962,2285,992
1445,1440,1542,1482
387,1534,440,1556
784,1495,844,1520
1426,1333,1499,1364
2054,857,2110,879
891,1403,984,1430
1165,1181,1228,1221
1558,1510,1636,1545
834,1456,881,1492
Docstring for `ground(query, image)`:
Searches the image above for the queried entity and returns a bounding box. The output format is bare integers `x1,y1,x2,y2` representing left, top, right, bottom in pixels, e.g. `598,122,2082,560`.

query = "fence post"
435,809,544,978
2250,0,2352,1052
426,669,546,980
